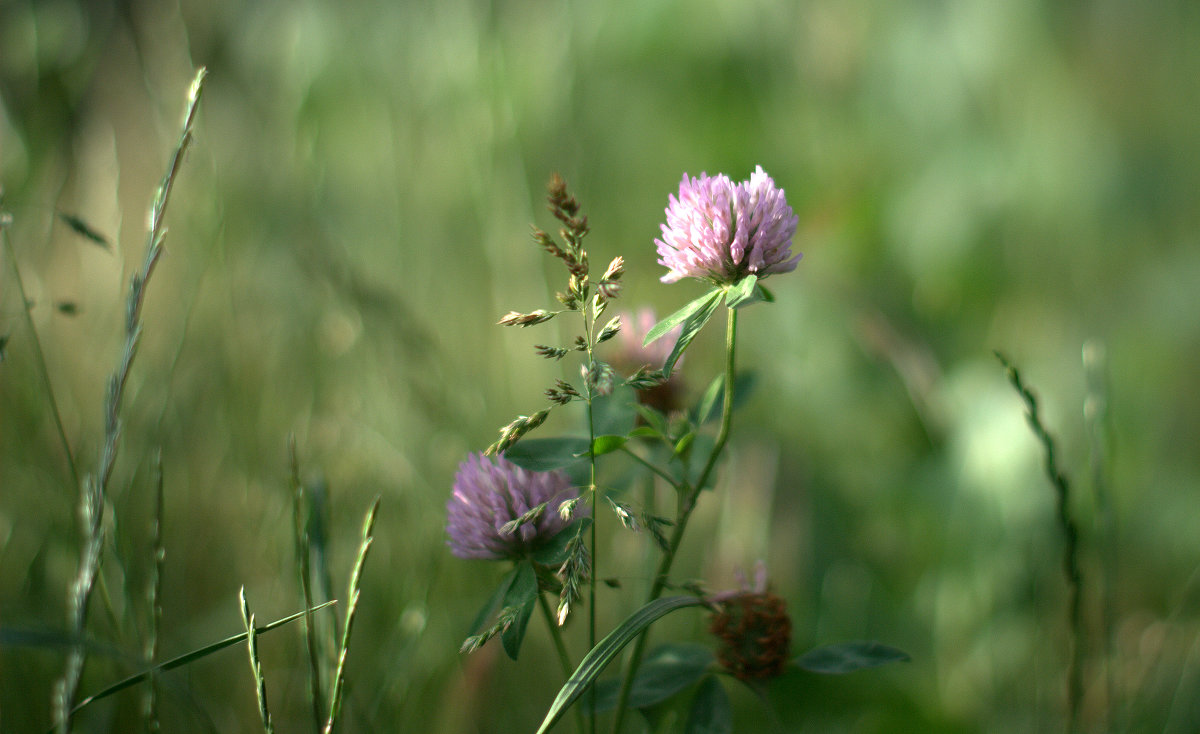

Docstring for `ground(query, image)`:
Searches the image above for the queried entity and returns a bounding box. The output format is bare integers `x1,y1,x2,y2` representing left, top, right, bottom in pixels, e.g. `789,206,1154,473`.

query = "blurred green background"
3,0,1199,731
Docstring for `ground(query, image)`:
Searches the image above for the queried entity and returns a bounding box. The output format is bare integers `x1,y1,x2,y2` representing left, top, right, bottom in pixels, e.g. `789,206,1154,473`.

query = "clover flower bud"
708,562,792,681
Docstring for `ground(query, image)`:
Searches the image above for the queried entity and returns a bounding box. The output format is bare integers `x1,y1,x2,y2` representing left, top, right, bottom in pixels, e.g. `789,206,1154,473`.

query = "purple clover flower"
655,166,801,285
446,452,583,560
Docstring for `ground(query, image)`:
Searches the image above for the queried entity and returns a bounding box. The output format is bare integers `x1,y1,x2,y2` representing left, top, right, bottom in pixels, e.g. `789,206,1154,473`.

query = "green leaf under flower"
649,289,724,378
501,562,538,661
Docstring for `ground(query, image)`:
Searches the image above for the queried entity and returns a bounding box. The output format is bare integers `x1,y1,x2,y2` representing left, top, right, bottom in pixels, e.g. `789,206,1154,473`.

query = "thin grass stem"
539,591,585,734
141,452,165,733
290,436,325,733
324,496,380,734
581,299,600,734
240,588,276,734
51,67,206,734
996,351,1084,734
618,446,679,487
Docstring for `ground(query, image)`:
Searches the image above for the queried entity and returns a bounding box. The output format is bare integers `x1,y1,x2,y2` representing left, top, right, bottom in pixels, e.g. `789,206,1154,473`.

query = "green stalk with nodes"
487,174,626,734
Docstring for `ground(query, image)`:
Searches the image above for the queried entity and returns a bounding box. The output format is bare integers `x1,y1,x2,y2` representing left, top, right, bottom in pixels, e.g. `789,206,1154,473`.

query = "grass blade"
142,453,166,733
67,600,337,720
535,595,706,734
240,588,275,734
324,497,381,734
290,437,325,733
53,67,207,734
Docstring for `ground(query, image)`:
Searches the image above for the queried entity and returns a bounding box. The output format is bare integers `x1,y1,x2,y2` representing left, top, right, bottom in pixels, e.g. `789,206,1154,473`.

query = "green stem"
618,446,678,487
586,395,598,734
610,305,737,734
539,592,584,734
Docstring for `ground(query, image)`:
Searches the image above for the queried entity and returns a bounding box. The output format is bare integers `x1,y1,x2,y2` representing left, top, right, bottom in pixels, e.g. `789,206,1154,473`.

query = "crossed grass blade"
59,600,337,727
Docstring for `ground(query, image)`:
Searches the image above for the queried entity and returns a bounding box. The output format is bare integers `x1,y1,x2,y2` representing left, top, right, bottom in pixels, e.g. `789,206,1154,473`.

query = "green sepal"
723,274,758,309
725,274,772,309
792,641,911,674
684,676,732,734
534,596,708,734
590,434,628,457
633,404,670,437
672,432,695,458
500,562,538,661
628,425,661,440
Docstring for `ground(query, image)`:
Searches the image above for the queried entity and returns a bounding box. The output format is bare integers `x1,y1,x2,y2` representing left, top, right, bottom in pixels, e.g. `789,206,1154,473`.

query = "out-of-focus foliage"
2,0,1198,731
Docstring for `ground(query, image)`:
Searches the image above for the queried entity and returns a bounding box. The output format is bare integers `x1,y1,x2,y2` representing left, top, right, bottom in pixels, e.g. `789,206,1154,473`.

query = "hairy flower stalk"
446,453,583,560
655,166,800,285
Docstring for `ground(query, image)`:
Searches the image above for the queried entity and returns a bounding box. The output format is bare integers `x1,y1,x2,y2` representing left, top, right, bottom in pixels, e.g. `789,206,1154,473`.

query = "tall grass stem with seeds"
324,496,380,734
52,67,206,734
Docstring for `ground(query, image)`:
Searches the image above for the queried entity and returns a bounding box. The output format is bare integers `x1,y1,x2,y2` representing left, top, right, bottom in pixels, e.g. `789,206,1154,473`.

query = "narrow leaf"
793,641,911,675
70,601,337,716
685,676,732,734
644,288,721,347
535,596,707,734
57,212,111,249
660,290,723,377
501,562,538,661
696,374,723,425
692,373,758,425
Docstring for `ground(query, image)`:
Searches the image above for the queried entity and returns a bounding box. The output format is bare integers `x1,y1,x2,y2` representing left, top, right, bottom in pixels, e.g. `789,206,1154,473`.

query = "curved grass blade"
66,600,337,720
535,595,706,734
